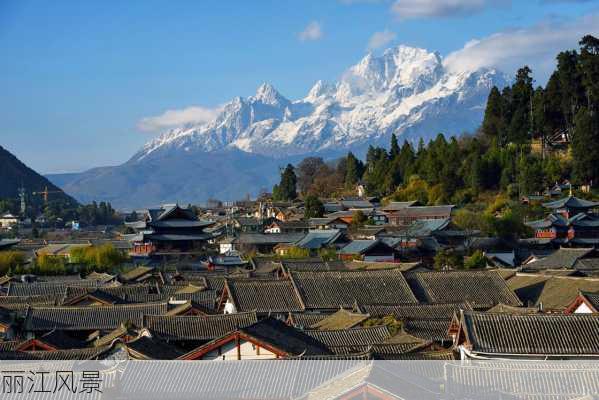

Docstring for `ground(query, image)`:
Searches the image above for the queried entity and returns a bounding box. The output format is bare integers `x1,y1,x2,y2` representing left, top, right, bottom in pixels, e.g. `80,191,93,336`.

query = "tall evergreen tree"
344,152,362,188
273,164,297,201
398,141,416,182
507,66,534,143
303,195,324,219
389,133,400,159
543,72,565,134
579,35,599,112
556,50,584,127
482,86,504,141
572,107,599,184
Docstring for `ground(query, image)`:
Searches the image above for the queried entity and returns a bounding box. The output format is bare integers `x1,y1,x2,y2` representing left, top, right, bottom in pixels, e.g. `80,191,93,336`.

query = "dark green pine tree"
398,141,416,181
556,50,584,127
543,72,565,135
344,152,361,188
531,86,546,139
469,156,484,194
383,157,402,194
571,107,599,185
439,137,462,197
274,164,297,201
363,148,389,196
389,133,400,159
303,195,325,219
507,66,534,144
579,35,599,113
482,86,504,142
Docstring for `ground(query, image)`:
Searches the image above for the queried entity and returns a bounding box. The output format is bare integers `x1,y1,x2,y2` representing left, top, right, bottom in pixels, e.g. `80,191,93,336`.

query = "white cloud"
298,21,323,42
137,105,222,132
391,0,508,19
443,13,599,82
367,29,397,51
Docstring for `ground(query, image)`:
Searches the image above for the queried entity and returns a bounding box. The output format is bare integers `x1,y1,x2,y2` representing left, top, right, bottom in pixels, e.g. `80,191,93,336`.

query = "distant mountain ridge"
48,45,508,209
134,45,507,162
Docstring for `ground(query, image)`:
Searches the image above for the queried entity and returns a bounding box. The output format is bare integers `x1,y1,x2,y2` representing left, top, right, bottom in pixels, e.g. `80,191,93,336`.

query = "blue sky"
1,0,598,173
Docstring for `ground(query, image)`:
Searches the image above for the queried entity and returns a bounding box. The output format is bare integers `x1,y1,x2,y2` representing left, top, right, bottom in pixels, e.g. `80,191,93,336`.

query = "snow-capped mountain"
132,45,507,163
49,45,508,208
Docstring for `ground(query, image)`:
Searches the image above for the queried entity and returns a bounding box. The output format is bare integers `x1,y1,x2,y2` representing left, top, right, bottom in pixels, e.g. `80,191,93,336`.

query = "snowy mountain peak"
337,45,445,100
253,82,289,106
133,44,508,162
305,80,334,101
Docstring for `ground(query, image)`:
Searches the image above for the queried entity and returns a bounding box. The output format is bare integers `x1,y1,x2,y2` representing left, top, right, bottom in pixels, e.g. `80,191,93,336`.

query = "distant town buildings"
0,192,598,364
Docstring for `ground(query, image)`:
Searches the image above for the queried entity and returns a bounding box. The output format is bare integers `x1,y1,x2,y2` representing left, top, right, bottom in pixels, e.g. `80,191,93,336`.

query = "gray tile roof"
25,302,169,331
294,229,342,249
309,309,370,330
123,288,219,310
363,303,472,342
0,294,59,307
7,281,110,296
84,271,117,283
61,288,128,305
234,233,306,245
526,213,569,229
362,303,471,320
403,319,452,342
126,336,186,360
281,259,346,273
579,291,599,311
412,271,522,308
381,201,419,211
287,312,330,328
523,248,594,271
239,318,332,356
542,196,599,210
462,311,599,355
118,266,156,282
507,274,599,310
225,279,304,313
60,284,154,304
0,344,117,360
304,325,391,354
144,312,258,341
397,218,450,237
290,270,418,309
338,240,381,255
340,199,373,209
386,348,455,360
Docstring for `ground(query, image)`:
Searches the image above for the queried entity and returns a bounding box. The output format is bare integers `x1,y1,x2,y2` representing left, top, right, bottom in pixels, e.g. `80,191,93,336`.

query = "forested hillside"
0,146,120,227
0,145,78,212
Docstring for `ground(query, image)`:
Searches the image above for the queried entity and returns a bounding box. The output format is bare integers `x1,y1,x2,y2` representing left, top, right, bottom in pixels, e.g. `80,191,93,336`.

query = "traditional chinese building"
125,204,215,257
526,196,599,246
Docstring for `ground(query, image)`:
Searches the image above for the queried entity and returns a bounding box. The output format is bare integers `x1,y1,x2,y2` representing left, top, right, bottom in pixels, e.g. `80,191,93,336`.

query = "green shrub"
70,244,128,272
464,250,487,269
0,251,26,275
